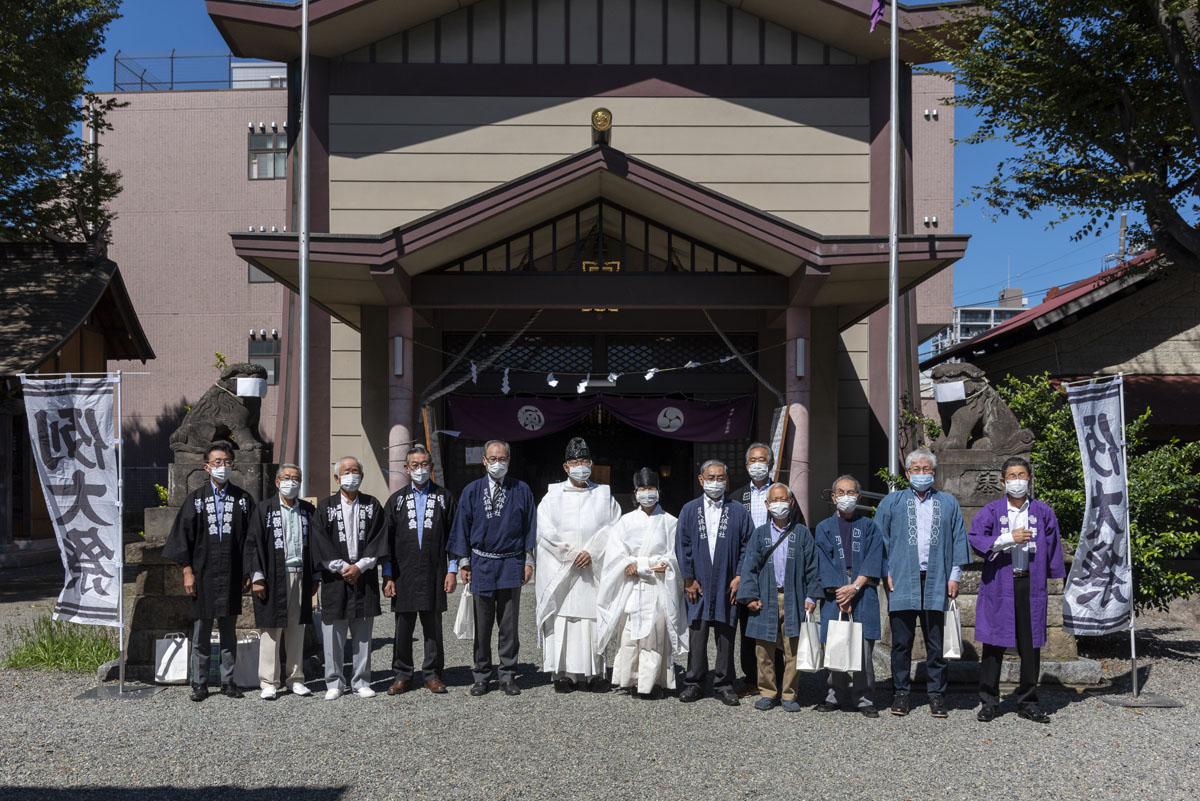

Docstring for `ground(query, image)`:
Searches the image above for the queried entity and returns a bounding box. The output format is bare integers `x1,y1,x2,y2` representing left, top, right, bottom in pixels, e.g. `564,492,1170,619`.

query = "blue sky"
86,0,1134,311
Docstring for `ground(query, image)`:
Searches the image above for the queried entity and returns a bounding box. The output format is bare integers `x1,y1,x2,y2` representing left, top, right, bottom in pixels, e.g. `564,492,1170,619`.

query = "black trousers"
738,604,783,686
392,609,444,681
473,587,521,684
684,620,736,692
191,616,236,687
978,574,1040,709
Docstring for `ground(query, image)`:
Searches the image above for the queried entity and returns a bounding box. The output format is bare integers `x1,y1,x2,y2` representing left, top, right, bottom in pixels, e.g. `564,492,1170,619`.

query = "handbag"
796,609,823,672
453,585,475,640
943,598,964,660
824,612,864,673
154,631,190,685
233,631,261,688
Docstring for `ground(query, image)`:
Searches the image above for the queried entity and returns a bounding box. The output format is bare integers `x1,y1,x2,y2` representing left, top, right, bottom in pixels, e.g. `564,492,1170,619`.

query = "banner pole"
116,370,126,695
1118,377,1137,697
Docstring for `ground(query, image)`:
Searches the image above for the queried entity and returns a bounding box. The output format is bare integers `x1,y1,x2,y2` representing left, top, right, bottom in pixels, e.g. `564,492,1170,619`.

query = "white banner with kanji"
21,376,121,627
1062,377,1132,636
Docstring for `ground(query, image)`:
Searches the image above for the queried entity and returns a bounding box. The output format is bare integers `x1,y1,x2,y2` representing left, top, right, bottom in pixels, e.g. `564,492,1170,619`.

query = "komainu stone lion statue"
169,363,270,462
930,362,1034,456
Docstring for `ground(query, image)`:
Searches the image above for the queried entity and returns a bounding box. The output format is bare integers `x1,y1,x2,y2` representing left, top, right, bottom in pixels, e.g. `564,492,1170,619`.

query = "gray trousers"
191,616,236,687
321,617,374,691
826,638,877,708
473,587,521,684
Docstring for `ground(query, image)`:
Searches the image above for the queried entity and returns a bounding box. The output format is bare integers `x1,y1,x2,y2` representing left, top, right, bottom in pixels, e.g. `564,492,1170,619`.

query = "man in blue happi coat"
736,483,820,712
675,459,754,706
449,440,537,698
876,447,970,719
813,474,884,717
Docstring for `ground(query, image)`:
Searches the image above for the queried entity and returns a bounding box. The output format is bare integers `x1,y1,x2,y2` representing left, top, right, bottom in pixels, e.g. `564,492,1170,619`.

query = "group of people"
164,436,1065,723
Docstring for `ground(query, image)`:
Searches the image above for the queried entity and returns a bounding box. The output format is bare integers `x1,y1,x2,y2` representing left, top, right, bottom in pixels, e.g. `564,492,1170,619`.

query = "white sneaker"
260,686,278,700
354,686,376,698
291,682,312,697
324,687,343,700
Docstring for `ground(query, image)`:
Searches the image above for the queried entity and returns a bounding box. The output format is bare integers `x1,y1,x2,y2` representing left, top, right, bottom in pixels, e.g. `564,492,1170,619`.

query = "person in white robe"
535,436,622,692
595,468,687,699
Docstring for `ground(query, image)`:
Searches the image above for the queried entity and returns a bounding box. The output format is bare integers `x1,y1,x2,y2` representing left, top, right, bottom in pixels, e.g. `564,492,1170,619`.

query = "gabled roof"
229,145,968,329
921,250,1164,369
207,0,976,64
0,242,156,375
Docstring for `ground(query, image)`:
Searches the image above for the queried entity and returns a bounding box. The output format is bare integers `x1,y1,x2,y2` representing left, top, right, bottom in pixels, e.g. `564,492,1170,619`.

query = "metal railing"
113,51,287,92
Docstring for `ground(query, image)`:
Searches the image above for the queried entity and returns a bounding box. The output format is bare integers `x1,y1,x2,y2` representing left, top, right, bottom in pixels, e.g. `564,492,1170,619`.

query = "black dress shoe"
860,705,880,718
647,686,664,701
678,685,703,703
817,701,841,712
500,680,521,696
977,705,998,722
587,676,609,693
190,685,208,702
554,678,574,694
889,694,911,716
715,689,741,707
929,695,948,718
469,682,490,697
1018,705,1050,723
221,683,244,699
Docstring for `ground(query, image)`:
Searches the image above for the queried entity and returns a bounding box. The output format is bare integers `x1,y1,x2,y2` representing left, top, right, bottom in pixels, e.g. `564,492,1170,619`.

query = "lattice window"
606,334,756,374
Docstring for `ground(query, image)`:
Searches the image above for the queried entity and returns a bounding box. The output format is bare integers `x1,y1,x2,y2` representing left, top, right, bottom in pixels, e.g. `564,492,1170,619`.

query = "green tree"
928,0,1200,270
997,373,1200,612
0,0,123,242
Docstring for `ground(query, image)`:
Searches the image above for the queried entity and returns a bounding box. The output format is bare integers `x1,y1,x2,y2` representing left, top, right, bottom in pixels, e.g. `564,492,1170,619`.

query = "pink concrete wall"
97,89,289,472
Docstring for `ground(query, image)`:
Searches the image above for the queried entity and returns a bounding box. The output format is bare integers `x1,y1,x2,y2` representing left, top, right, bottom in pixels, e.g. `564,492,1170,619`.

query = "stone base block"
908,656,1105,688
143,507,176,541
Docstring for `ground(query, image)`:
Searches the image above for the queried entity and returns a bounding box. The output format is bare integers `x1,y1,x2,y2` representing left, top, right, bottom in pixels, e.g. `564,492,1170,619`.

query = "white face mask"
636,489,659,508
836,495,858,514
1006,479,1029,498
568,464,592,483
702,480,726,500
278,479,300,500
339,473,362,492
747,462,770,482
768,501,791,520
409,467,430,485
209,465,230,484
487,461,509,480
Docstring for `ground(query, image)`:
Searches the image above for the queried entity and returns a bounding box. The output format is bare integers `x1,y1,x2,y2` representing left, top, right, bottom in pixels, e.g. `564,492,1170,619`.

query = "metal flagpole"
298,0,311,496
886,0,900,480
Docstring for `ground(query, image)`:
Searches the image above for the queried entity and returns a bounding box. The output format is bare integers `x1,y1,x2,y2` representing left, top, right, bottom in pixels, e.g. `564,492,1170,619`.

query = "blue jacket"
875,488,970,613
736,521,820,642
813,513,883,641
676,496,754,625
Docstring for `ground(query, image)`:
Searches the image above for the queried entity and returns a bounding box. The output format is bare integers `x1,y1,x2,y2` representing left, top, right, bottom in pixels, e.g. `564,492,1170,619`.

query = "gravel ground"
1,581,1198,801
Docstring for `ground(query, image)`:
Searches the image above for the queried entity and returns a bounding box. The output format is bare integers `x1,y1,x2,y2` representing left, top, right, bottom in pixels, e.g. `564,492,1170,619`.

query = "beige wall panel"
331,181,500,210
838,349,870,380
330,122,866,157
703,182,866,211
330,378,361,409
330,209,427,233
330,319,360,349
764,211,870,232
330,95,869,128
840,320,870,351
331,350,362,380
331,152,869,184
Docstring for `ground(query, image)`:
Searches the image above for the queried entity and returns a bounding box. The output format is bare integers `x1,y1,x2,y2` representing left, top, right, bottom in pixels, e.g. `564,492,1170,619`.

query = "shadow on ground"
0,789,348,801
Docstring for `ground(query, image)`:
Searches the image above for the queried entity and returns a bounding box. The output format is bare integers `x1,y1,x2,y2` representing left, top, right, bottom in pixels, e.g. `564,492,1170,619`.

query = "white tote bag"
453,585,475,640
154,632,190,685
796,609,823,672
943,599,964,660
233,631,261,688
824,612,864,673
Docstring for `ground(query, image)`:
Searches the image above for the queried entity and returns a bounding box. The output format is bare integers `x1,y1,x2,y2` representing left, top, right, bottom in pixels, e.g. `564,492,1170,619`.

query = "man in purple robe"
968,456,1066,724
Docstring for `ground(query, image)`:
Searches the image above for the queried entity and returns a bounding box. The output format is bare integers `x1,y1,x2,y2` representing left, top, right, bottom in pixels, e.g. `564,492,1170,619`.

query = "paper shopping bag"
453,585,475,640
154,632,190,685
796,610,823,672
943,599,963,660
824,613,863,673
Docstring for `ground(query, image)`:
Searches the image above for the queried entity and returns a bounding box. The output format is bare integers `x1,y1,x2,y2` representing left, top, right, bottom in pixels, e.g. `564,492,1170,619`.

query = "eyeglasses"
832,489,860,498
1004,471,1031,480
485,456,510,464
703,476,728,483
566,459,592,467
908,465,935,475
208,459,233,467
408,461,431,469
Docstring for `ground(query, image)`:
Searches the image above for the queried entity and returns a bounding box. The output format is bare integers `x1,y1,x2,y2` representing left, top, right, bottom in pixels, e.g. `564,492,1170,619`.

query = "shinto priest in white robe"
595,505,688,692
535,479,621,679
